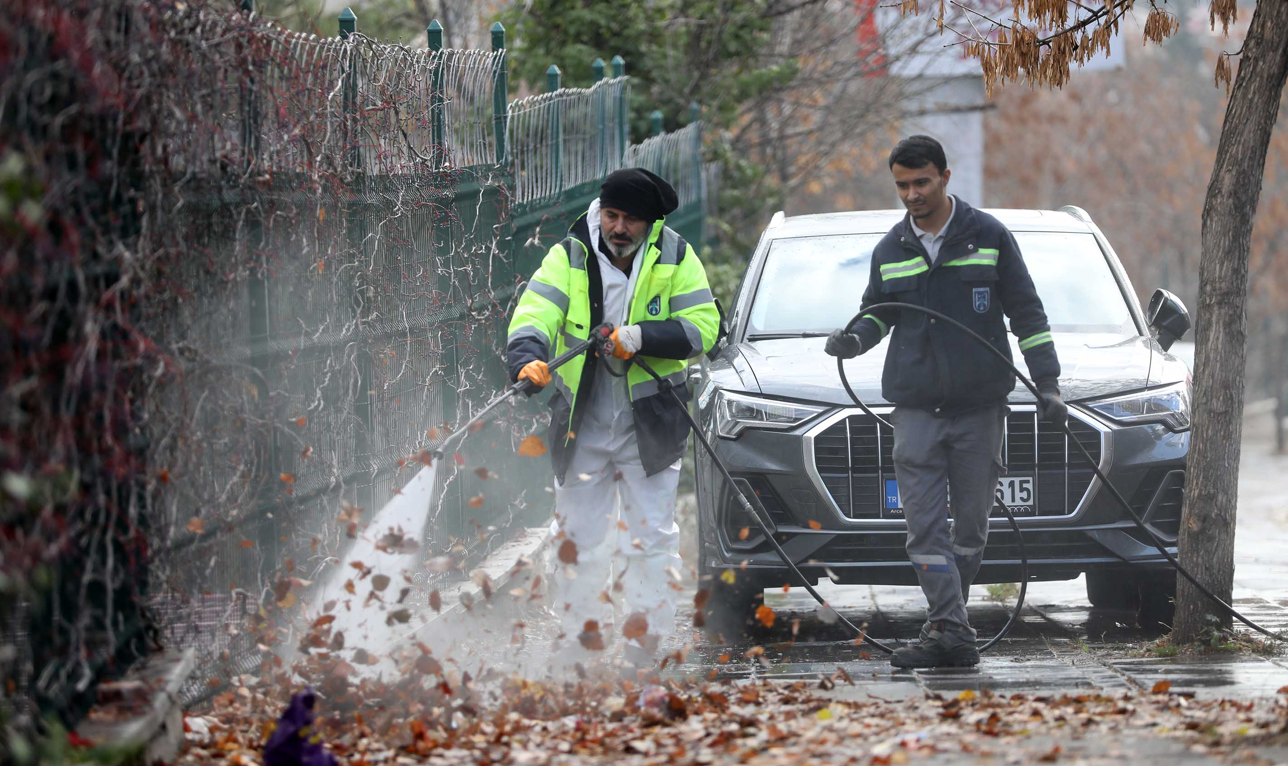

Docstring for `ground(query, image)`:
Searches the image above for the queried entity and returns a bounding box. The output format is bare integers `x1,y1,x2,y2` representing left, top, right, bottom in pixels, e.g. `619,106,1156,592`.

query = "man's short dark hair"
889,135,948,174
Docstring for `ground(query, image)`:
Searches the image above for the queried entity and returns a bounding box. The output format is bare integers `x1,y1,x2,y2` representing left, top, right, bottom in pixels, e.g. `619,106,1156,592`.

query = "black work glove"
1037,382,1068,424
824,330,864,359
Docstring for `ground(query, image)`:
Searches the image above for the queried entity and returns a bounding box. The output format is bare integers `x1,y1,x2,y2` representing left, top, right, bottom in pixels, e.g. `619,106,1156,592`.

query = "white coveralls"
550,198,683,652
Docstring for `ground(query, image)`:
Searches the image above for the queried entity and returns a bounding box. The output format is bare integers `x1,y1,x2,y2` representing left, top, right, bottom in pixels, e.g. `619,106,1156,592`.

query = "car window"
745,231,1136,336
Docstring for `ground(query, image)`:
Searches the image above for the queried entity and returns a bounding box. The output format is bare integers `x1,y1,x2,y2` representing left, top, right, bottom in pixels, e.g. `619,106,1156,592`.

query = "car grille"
1130,468,1184,539
813,410,1102,520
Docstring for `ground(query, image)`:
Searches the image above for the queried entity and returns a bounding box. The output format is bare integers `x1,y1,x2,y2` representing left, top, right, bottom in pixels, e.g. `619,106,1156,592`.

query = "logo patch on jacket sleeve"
647,295,662,316
972,287,991,313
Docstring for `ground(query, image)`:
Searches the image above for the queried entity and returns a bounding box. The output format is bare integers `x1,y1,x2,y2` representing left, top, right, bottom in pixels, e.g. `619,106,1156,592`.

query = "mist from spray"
308,463,439,676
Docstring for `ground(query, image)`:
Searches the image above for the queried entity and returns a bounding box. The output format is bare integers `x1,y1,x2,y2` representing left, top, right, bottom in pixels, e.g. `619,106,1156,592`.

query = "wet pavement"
446,416,1288,704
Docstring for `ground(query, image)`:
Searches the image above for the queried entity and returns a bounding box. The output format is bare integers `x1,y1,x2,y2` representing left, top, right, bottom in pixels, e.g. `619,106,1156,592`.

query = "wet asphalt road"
449,420,1288,702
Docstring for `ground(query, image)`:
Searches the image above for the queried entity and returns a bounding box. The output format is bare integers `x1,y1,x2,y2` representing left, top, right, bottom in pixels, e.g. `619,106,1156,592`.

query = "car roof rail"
767,210,786,230
1059,205,1093,224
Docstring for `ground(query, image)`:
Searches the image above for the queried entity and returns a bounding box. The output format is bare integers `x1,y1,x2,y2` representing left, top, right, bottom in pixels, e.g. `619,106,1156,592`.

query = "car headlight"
714,390,827,439
1086,382,1191,431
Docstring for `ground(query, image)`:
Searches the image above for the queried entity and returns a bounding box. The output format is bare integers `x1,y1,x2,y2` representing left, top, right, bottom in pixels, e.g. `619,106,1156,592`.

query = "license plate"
882,476,1036,518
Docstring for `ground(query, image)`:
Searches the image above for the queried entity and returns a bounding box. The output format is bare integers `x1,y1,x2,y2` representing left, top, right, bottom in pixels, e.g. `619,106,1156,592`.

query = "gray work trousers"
891,404,1007,646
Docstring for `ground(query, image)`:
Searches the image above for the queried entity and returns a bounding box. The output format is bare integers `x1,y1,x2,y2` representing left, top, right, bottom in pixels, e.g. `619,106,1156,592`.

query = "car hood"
735,332,1188,407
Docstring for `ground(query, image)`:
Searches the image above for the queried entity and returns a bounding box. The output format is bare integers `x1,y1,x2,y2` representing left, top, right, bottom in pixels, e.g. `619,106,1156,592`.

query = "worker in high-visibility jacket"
506,168,719,670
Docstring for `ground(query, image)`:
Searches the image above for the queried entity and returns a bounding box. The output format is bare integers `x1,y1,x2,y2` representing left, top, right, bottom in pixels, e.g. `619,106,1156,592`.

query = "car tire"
1136,572,1177,627
1085,570,1141,610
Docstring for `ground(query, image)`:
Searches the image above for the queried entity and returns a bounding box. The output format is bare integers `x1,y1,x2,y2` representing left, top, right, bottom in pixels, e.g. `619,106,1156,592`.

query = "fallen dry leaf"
738,527,750,541
755,604,776,629
429,590,442,612
578,620,605,651
622,613,649,640
1151,680,1172,694
517,435,547,457
371,574,391,592
807,520,822,530
186,518,205,534
475,467,490,481
557,539,578,565
467,494,485,508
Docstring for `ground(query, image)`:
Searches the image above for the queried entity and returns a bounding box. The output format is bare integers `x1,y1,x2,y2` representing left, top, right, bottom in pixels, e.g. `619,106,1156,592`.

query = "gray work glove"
1037,382,1068,424
824,330,864,359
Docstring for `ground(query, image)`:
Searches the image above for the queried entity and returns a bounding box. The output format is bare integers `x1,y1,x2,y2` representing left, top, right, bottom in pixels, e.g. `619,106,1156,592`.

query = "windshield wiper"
746,332,833,340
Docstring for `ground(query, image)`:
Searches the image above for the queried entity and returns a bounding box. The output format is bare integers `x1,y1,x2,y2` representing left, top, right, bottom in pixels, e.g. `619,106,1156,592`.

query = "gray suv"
692,207,1192,632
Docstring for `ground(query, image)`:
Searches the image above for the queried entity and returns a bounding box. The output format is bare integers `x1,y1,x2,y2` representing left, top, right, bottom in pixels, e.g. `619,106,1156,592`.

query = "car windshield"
745,231,1137,337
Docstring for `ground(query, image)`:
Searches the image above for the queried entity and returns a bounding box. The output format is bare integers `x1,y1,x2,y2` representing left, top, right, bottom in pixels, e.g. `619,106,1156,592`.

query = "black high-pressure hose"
843,302,1288,645
630,351,1025,655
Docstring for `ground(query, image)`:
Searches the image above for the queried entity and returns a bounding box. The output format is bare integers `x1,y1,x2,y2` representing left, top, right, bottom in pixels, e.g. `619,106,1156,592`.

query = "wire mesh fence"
0,0,711,734
623,122,706,210
507,77,631,204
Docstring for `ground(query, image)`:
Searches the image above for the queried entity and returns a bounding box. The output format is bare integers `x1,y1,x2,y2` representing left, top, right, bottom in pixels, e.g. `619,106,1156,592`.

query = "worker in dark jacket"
826,135,1067,669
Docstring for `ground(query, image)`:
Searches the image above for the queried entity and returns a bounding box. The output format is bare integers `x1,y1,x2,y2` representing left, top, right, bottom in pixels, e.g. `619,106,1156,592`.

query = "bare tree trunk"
1174,0,1288,643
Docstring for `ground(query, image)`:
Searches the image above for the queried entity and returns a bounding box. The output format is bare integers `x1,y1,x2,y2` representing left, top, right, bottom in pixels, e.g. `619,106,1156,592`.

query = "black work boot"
891,628,980,669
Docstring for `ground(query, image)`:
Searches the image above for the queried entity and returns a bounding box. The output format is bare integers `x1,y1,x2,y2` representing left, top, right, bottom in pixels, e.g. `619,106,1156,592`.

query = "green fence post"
239,0,279,572
339,7,374,520
547,64,562,193
650,109,663,138
593,58,606,174
491,22,508,164
428,19,445,167
612,55,627,161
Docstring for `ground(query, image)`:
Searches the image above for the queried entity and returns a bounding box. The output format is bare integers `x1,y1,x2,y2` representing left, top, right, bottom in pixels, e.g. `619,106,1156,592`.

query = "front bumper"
695,403,1189,586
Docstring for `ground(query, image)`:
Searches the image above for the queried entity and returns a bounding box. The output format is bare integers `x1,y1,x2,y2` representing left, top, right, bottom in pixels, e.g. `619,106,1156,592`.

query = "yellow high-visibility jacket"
507,210,719,480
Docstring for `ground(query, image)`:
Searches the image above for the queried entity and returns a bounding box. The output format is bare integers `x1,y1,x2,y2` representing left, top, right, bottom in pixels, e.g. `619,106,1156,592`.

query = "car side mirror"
1146,288,1191,352
706,297,731,362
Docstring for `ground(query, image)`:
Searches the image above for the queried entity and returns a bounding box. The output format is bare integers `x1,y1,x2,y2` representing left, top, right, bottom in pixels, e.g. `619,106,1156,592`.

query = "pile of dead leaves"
181,660,1288,765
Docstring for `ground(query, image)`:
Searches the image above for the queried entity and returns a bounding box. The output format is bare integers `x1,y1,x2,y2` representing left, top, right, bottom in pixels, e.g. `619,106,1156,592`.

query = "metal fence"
0,0,716,730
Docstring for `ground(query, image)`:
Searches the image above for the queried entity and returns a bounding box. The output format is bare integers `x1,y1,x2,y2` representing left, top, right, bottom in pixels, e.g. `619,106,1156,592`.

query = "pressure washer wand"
431,323,615,459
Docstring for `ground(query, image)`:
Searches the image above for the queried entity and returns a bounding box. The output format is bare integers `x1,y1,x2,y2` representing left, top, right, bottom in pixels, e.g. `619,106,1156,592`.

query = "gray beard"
606,236,643,258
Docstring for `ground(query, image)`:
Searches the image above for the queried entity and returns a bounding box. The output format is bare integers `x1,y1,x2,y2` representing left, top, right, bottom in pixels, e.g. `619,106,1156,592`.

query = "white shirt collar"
909,194,956,241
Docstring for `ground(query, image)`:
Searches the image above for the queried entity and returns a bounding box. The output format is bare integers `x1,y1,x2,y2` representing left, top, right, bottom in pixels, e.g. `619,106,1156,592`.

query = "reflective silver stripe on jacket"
675,316,704,357
657,227,682,265
630,370,687,400
564,237,587,270
526,279,569,314
669,288,712,314
508,323,551,349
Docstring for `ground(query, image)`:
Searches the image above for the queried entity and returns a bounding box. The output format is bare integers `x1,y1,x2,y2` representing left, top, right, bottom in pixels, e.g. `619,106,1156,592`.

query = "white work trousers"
551,431,681,651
